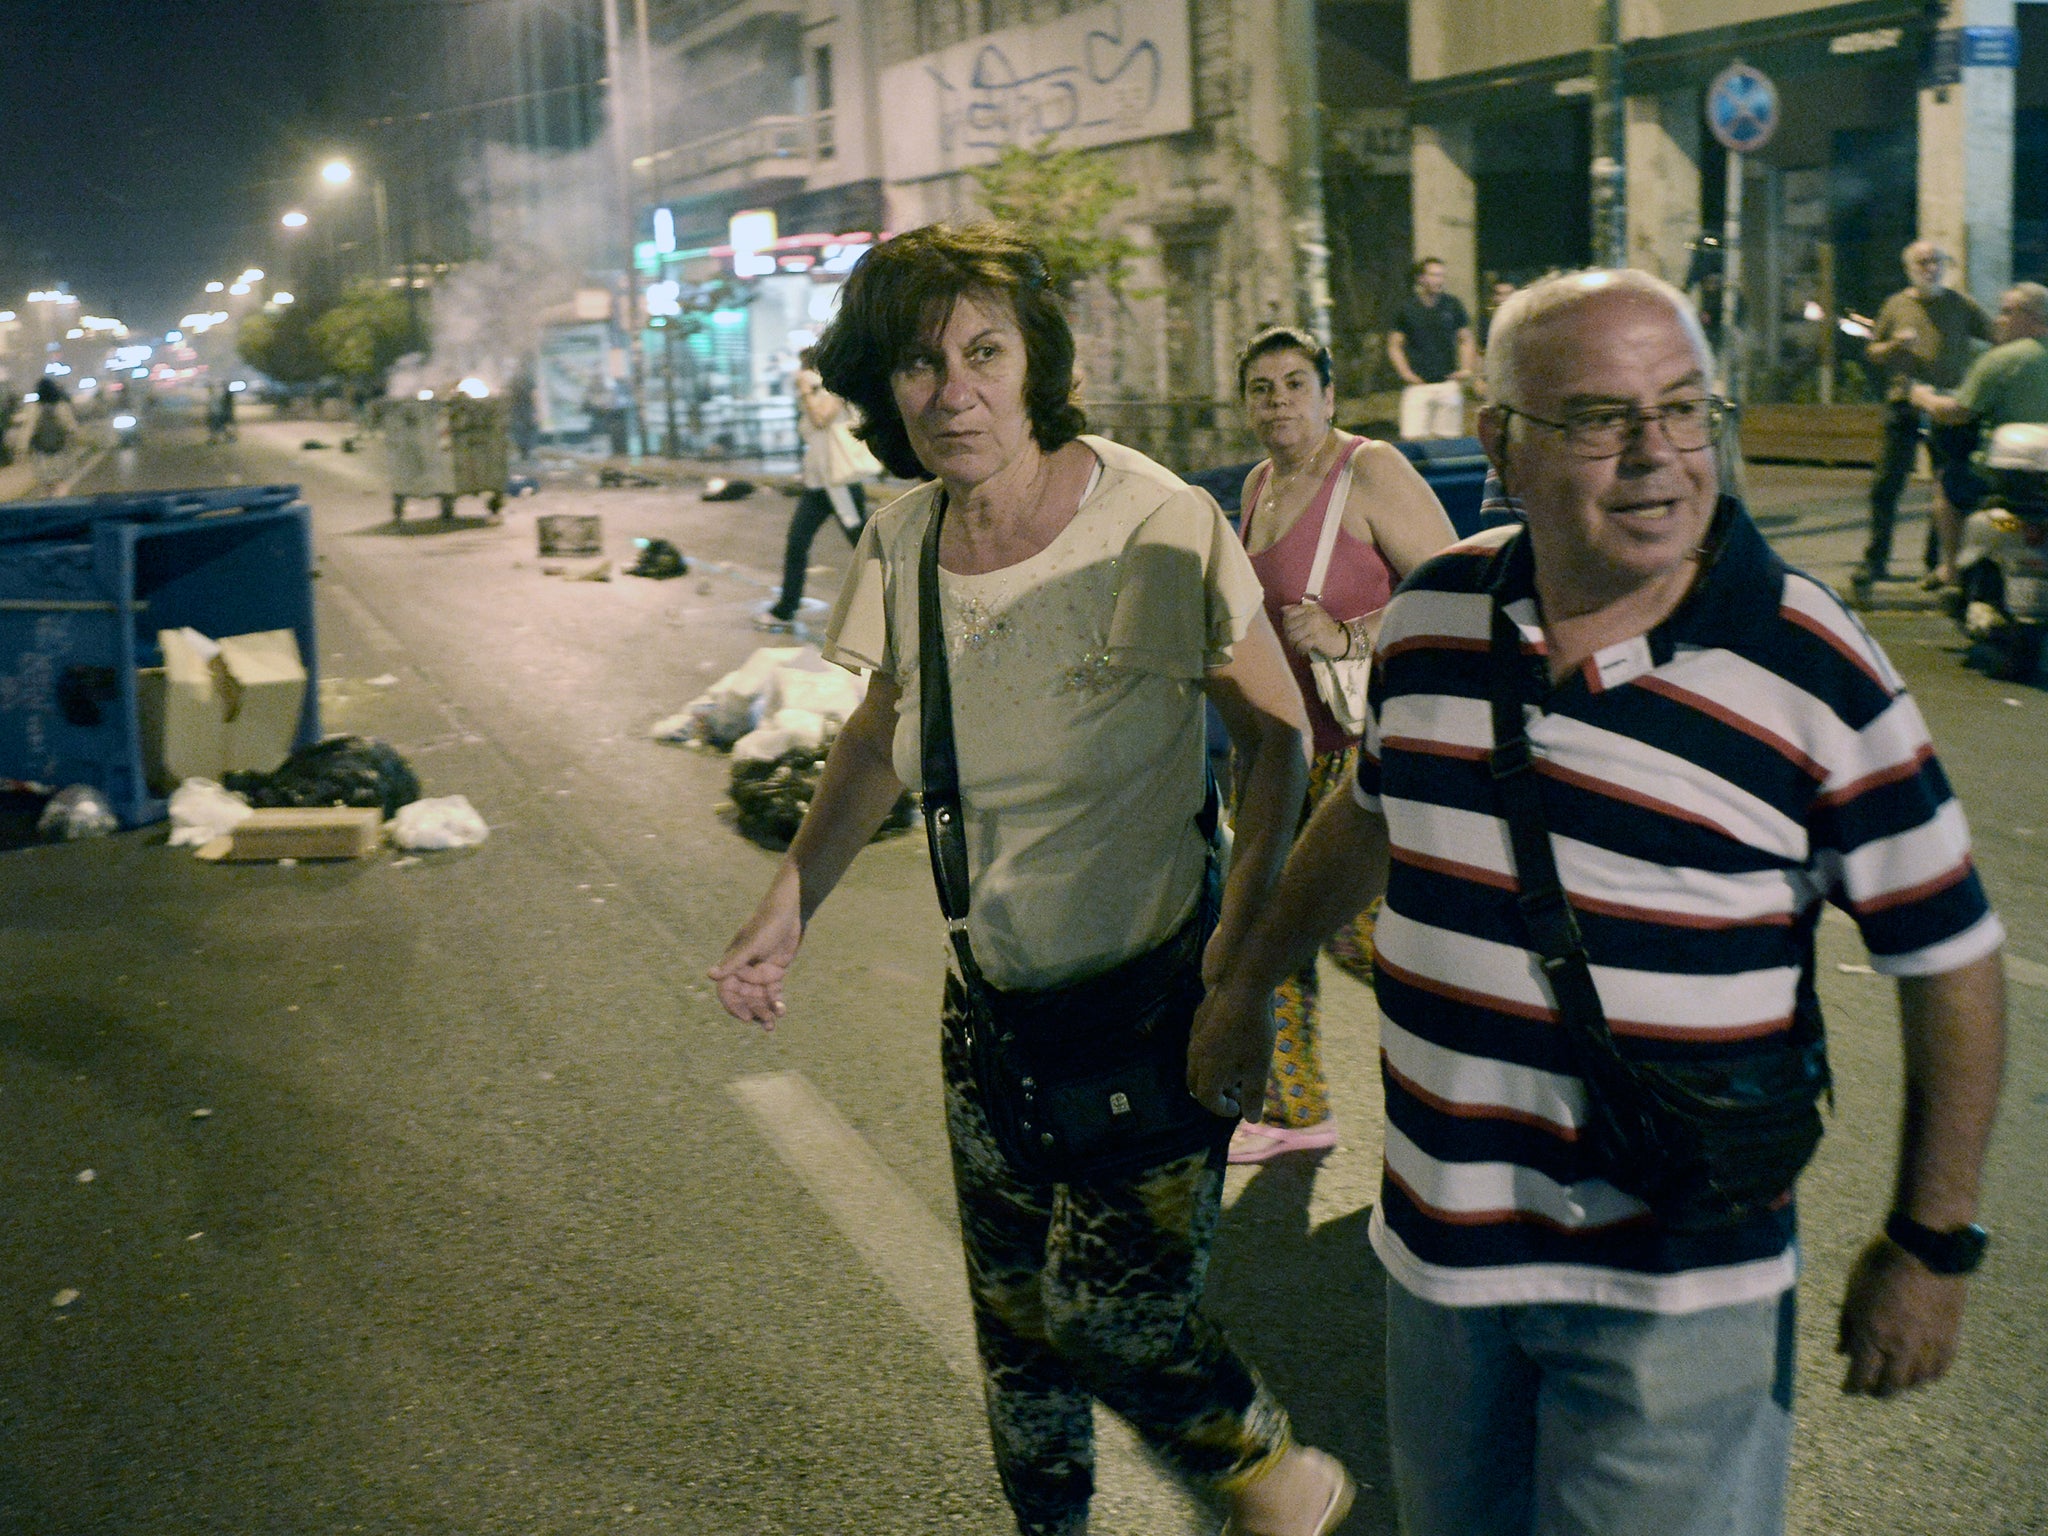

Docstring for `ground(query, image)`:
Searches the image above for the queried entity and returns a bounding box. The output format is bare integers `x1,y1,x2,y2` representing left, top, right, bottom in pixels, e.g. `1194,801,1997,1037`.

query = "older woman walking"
712,224,1352,1536
1228,326,1457,1163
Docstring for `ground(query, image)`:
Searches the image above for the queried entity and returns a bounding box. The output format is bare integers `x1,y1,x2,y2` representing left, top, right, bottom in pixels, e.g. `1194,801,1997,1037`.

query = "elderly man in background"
1858,241,1993,592
1910,281,2048,443
1191,268,2008,1536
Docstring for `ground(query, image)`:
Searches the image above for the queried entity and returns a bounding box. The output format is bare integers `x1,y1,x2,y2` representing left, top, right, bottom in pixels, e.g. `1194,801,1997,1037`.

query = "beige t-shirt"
822,435,1265,989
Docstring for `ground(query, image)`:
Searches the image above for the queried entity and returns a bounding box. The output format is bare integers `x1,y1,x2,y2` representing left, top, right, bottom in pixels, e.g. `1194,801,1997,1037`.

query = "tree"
237,304,326,387
970,141,1145,296
309,279,426,391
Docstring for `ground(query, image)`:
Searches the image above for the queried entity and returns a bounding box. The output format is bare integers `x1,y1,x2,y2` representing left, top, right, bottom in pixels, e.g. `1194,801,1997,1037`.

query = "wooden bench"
1739,403,1887,467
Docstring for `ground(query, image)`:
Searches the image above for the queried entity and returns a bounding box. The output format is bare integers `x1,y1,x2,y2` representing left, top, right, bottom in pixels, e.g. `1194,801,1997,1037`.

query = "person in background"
1856,242,1993,592
1388,257,1478,440
760,348,870,632
27,376,78,494
1228,324,1457,1163
1909,281,2048,446
713,223,1352,1536
1193,268,2006,1536
1476,276,1518,353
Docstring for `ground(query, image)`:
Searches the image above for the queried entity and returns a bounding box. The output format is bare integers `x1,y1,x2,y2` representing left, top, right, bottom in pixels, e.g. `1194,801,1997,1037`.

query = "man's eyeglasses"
1498,396,1732,459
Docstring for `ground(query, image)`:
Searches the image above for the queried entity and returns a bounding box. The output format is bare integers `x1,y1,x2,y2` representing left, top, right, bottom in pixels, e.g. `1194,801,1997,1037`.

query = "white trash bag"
167,779,253,848
388,795,490,851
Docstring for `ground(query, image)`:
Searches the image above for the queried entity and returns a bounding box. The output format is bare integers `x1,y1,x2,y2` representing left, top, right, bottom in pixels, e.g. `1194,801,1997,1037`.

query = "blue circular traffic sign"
1707,63,1778,154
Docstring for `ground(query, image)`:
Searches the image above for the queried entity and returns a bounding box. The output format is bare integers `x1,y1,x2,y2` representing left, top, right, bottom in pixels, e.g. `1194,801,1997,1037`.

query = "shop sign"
1326,109,1410,177
1959,26,2019,68
880,0,1193,182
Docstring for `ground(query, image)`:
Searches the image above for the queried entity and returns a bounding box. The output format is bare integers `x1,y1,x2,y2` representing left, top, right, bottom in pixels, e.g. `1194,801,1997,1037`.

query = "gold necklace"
1257,428,1335,526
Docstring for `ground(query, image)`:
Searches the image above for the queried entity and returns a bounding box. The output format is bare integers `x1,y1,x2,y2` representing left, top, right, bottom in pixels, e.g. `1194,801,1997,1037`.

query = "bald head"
1483,269,1714,409
1904,242,1949,293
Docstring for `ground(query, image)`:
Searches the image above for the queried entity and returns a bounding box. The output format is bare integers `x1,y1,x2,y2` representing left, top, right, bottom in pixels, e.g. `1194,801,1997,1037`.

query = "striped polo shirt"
1354,501,2004,1313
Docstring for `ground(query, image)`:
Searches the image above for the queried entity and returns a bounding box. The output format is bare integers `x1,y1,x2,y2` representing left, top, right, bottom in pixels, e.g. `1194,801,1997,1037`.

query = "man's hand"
1837,1236,1969,1397
1187,980,1278,1122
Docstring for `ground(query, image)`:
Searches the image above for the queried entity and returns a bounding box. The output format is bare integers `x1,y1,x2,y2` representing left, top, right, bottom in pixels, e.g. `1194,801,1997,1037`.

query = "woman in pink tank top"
1229,326,1460,1163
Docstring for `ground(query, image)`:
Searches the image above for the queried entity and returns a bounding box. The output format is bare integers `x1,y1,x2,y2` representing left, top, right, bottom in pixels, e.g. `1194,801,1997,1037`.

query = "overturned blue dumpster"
0,485,319,828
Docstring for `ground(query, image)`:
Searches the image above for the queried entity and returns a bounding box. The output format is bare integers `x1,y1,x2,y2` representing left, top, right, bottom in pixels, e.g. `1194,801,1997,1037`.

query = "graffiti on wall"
881,0,1193,182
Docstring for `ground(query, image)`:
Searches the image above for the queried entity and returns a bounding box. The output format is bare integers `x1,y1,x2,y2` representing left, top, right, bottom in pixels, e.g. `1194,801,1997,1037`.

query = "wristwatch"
1884,1212,1990,1276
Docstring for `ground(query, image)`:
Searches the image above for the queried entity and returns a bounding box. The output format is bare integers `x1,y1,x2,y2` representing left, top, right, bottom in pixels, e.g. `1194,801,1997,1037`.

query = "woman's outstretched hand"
709,869,804,1030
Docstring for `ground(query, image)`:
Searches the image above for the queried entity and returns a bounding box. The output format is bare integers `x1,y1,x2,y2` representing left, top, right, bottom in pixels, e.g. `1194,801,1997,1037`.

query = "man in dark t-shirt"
1388,258,1476,439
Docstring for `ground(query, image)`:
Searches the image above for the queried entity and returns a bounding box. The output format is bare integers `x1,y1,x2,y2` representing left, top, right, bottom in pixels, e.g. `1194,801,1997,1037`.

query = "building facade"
1406,0,2048,402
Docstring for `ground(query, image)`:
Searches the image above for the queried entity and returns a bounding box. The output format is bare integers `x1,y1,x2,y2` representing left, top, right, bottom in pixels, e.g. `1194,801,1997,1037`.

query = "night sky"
0,0,332,333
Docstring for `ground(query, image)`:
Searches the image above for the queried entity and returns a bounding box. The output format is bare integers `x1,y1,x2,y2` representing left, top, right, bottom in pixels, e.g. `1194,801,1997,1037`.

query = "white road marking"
729,1070,1212,1534
2007,954,2048,991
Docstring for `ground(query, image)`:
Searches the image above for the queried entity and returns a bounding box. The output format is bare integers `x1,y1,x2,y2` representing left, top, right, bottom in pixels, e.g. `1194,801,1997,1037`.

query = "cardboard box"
151,627,306,786
195,806,383,862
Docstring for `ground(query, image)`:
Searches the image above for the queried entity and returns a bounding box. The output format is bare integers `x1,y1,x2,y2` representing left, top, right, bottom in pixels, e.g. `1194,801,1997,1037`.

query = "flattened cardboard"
149,627,306,785
194,806,382,862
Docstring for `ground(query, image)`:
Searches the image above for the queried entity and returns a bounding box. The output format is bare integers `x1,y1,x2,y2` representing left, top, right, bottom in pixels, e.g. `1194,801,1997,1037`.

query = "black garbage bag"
224,735,421,818
729,745,913,848
629,537,688,579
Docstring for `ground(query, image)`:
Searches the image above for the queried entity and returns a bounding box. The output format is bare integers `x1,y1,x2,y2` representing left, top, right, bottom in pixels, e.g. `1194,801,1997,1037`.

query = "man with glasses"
1859,242,1993,592
1192,269,2007,1535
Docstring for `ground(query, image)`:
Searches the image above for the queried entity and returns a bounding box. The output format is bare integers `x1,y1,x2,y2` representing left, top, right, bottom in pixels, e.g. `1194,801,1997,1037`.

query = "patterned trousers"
942,979,1293,1535
1246,742,1380,1128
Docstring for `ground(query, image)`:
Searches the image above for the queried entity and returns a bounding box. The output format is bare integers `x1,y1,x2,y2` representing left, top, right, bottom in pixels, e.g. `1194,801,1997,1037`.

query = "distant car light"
456,377,490,398
228,380,247,393
112,414,137,430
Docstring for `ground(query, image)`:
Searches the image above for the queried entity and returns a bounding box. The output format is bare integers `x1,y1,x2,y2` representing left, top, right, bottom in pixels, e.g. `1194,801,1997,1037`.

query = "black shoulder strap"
917,492,984,988
1483,550,1629,1069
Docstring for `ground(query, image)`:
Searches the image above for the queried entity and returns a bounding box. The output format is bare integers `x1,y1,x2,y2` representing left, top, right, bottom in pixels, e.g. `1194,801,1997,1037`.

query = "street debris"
652,645,863,752
196,806,383,862
168,779,254,847
51,1289,79,1309
190,1107,212,1119
389,795,489,851
537,513,602,557
224,734,421,818
1835,962,1876,975
628,537,688,579
77,1169,94,1183
366,673,400,687
702,477,755,502
540,557,612,581
597,466,661,489
36,784,118,841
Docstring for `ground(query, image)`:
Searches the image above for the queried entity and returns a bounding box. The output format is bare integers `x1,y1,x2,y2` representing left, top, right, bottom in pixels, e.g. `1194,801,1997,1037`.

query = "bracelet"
1335,623,1356,660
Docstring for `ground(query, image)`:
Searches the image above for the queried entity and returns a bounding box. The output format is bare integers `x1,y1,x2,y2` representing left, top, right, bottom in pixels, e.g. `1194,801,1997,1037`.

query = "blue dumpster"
0,486,319,828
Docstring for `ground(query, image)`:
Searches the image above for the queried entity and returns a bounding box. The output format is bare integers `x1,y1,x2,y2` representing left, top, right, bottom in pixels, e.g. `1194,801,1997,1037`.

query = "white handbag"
1300,448,1374,739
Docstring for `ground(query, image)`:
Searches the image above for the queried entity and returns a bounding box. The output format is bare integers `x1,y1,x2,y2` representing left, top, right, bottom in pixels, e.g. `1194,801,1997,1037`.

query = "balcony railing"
638,111,832,195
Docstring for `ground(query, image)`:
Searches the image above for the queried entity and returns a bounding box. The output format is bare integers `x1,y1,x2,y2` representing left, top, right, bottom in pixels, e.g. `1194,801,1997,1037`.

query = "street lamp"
321,159,353,187
281,210,308,229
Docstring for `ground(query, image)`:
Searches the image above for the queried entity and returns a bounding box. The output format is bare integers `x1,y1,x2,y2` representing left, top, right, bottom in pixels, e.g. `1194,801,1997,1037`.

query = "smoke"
387,130,622,398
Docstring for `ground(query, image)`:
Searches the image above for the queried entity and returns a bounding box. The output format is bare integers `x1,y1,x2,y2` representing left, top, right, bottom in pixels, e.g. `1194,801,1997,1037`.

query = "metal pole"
1721,148,1743,402
1589,0,1627,268
1282,0,1330,343
601,0,645,457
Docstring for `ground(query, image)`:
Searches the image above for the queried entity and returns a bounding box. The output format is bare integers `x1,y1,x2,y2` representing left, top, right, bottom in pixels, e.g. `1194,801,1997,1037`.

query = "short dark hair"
813,222,1085,481
1235,325,1331,396
1411,257,1445,282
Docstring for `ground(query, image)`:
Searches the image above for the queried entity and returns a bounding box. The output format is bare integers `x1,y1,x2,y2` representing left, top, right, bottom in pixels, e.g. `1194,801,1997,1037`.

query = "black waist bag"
1484,539,1831,1233
919,492,1232,1184
964,881,1230,1184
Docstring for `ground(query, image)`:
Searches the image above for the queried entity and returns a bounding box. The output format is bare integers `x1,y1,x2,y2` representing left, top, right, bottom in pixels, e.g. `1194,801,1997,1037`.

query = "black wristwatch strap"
1884,1212,1989,1275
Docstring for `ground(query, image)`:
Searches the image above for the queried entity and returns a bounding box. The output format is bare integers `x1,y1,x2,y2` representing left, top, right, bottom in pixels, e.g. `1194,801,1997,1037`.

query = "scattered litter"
598,466,661,489
701,477,755,502
77,1169,94,1183
37,784,119,841
224,735,420,818
366,673,400,688
2003,697,2023,708
628,537,688,578
168,779,254,847
540,556,612,581
391,855,421,869
186,1232,204,1242
277,857,298,867
1835,963,1876,975
196,806,382,862
653,645,864,750
388,795,490,851
730,746,914,848
537,513,602,557
301,439,329,450
51,1289,79,1309
190,1107,212,1119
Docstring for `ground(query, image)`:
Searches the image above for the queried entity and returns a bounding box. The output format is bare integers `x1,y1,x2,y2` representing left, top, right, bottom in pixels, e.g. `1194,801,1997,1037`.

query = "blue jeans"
1385,1278,1794,1536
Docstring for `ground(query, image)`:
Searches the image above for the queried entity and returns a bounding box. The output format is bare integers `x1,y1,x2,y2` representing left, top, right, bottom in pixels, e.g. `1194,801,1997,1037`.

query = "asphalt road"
3,407,2043,1535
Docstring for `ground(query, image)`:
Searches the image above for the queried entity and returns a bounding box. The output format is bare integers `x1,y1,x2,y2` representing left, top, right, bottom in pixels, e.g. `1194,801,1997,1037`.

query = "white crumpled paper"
167,779,254,848
388,795,490,851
